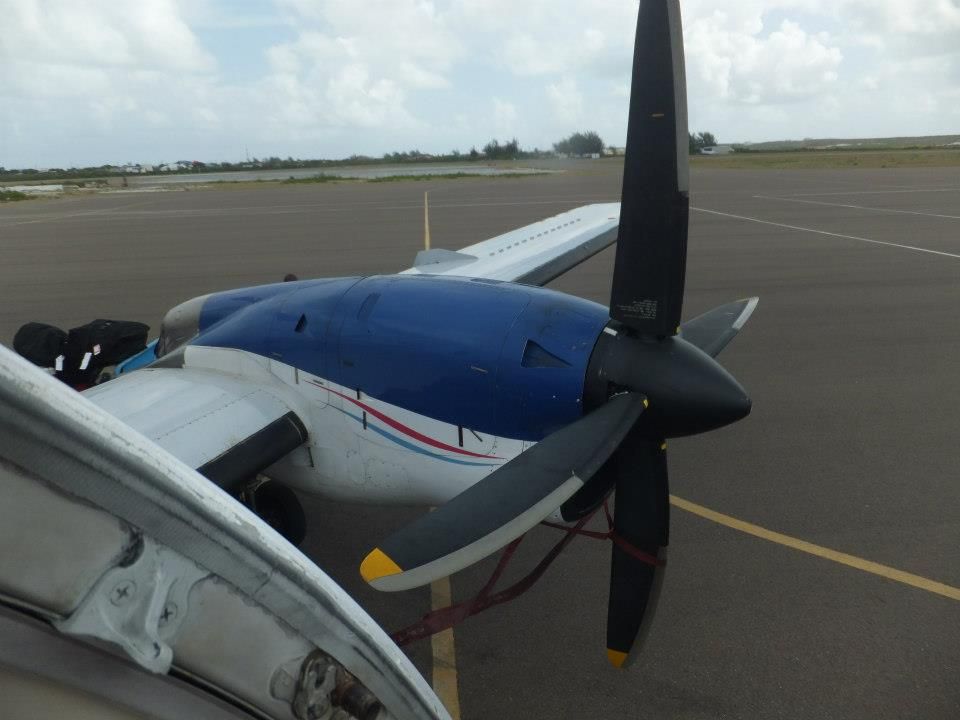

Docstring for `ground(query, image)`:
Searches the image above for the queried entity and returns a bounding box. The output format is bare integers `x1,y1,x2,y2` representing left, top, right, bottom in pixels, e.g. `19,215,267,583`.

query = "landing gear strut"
240,478,307,546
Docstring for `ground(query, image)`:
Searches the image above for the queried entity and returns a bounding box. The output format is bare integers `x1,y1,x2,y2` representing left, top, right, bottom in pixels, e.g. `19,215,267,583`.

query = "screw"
159,602,178,626
110,580,136,606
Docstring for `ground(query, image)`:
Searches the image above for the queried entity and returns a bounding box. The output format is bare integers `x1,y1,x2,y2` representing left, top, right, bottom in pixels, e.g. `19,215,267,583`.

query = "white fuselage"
193,346,528,508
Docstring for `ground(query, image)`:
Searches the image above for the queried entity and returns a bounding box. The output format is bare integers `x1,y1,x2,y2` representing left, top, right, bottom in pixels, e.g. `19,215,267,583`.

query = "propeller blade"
606,435,669,668
361,393,648,591
679,297,759,358
610,0,689,337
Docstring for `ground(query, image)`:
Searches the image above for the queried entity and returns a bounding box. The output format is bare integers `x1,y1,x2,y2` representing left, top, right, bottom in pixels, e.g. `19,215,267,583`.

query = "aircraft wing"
84,350,307,492
401,202,620,285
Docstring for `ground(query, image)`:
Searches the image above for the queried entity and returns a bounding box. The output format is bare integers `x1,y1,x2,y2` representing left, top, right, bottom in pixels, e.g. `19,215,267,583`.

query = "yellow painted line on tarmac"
670,495,960,602
430,575,462,719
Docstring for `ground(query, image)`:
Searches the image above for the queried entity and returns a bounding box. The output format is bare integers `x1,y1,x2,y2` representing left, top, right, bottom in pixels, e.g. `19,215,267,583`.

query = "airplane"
20,0,757,670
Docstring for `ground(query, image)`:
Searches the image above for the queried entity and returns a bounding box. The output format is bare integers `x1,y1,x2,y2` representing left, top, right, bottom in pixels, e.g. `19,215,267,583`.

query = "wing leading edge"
401,203,620,285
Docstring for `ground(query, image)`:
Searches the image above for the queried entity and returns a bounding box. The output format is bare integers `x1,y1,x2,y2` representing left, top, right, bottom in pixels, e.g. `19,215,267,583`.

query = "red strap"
390,514,591,647
389,499,661,646
542,500,662,567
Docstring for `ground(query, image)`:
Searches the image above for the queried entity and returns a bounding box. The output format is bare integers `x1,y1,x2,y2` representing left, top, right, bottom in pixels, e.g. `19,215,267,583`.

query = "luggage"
61,320,150,387
66,319,149,365
13,322,67,367
13,318,149,389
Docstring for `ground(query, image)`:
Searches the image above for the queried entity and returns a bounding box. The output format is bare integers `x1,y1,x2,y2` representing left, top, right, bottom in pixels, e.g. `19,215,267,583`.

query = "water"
129,164,550,186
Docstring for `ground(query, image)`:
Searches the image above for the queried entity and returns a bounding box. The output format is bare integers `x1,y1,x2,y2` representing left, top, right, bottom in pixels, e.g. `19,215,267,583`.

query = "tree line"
3,130,735,181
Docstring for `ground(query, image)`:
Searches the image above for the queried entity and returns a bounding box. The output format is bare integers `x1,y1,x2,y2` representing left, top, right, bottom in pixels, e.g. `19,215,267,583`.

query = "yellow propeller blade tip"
606,649,628,668
360,548,403,583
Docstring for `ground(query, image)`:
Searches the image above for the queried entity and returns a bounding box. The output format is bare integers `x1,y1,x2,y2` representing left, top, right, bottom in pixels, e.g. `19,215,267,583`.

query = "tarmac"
2,161,959,719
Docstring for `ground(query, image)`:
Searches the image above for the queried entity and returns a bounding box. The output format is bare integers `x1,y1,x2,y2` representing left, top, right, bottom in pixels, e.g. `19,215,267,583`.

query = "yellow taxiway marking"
430,575,462,719
670,495,960,602
424,191,432,251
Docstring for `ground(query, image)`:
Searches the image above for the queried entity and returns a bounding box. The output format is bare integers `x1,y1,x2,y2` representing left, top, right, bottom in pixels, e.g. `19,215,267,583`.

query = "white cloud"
492,98,518,135
0,0,221,165
686,16,842,104
0,0,214,73
546,77,584,124
250,0,461,136
457,0,635,77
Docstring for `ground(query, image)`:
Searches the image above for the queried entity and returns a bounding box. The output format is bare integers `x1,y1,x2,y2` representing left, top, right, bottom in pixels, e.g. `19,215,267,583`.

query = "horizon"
5,130,960,173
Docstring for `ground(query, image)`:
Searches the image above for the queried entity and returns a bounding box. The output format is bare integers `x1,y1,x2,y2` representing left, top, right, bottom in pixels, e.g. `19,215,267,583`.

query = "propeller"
360,392,647,591
362,0,757,669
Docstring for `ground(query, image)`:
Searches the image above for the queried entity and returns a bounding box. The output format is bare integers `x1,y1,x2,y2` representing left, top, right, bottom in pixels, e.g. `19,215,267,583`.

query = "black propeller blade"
679,297,759,359
360,393,647,591
606,434,669,668
610,0,689,337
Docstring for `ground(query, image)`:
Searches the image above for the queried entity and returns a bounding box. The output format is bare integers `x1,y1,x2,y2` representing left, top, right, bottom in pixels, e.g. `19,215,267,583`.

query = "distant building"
160,161,192,172
6,184,63,195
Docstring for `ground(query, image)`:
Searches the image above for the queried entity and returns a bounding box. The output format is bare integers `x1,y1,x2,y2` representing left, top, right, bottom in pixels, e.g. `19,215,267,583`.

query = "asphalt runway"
2,162,959,719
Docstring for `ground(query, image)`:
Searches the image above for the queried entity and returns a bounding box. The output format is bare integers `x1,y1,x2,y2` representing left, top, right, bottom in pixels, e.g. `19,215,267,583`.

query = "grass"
279,170,551,184
690,148,960,170
365,171,549,182
281,173,350,184
0,189,31,202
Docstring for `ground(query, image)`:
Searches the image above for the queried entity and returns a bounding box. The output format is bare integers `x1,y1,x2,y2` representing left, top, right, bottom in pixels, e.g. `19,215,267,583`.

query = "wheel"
249,480,307,546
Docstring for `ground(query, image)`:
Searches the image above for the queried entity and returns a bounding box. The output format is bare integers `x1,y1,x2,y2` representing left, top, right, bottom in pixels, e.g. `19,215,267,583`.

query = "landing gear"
240,478,307,546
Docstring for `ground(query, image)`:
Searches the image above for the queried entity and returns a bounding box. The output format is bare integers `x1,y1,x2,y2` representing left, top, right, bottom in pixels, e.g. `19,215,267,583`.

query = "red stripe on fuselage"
322,385,502,459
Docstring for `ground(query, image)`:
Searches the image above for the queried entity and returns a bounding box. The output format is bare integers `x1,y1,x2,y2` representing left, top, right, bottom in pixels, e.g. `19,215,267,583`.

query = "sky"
1,0,958,169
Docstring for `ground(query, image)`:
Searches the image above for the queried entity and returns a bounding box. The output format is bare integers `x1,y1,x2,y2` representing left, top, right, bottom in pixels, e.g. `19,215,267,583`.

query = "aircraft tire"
250,480,307,546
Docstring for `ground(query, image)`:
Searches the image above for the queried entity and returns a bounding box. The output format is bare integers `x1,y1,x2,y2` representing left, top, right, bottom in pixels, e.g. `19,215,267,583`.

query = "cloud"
0,0,222,165
546,77,584,124
0,0,214,73
248,0,461,136
492,97,518,136
686,16,842,104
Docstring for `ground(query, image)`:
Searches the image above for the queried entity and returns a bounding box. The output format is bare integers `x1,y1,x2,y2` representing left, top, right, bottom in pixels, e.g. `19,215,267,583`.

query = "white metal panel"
173,578,315,719
401,202,620,282
0,464,131,614
84,366,296,470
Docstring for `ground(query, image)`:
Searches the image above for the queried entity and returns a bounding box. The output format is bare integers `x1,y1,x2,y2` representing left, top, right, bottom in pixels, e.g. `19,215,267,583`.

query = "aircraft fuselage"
153,275,610,507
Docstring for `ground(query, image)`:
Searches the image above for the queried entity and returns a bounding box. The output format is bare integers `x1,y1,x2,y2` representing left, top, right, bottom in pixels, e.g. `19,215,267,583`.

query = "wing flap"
84,368,306,487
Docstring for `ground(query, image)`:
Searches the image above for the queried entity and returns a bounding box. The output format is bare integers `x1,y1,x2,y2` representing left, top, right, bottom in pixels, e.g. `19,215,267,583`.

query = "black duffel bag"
13,322,67,367
66,319,150,365
59,320,149,387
